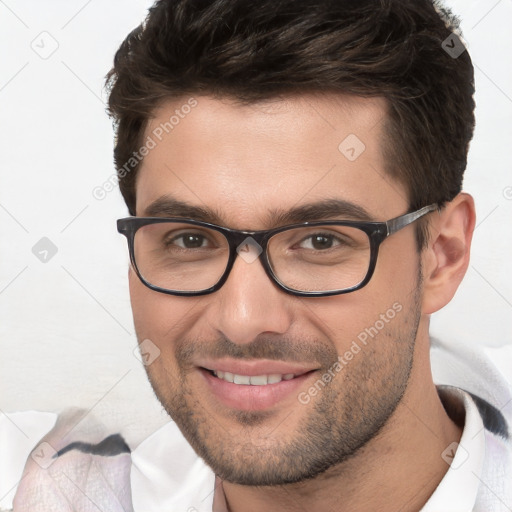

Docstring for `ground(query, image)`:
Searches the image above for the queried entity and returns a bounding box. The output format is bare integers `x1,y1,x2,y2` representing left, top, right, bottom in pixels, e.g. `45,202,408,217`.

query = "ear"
421,193,476,315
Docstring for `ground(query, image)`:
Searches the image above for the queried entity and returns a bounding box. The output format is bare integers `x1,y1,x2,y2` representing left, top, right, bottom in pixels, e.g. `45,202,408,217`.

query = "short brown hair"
106,0,475,248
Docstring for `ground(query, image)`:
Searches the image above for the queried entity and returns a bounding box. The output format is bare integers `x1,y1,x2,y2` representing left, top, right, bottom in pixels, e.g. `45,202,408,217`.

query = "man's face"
130,94,423,485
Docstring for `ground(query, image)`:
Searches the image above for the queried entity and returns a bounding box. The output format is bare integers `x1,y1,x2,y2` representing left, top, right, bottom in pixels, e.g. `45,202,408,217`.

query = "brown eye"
173,234,207,249
298,233,342,251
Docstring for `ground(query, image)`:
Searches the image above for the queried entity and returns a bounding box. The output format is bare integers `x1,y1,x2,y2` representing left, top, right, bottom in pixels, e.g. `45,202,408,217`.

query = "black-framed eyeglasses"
117,204,437,297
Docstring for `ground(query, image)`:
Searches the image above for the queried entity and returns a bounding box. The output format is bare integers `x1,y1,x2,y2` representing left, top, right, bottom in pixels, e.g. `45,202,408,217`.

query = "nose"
206,250,294,345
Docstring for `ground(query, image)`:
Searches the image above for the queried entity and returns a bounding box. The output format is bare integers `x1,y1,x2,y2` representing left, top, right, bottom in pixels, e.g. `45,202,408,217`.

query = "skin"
129,93,475,511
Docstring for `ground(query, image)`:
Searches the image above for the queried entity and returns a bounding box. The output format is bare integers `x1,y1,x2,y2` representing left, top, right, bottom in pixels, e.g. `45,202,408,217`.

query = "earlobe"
421,193,476,315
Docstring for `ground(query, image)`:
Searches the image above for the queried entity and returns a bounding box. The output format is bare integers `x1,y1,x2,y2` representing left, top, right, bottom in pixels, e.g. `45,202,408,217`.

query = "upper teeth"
213,371,295,385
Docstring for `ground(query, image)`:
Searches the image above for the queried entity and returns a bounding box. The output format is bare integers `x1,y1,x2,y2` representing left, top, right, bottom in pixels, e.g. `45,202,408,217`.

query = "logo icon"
441,34,466,59
32,237,58,263
338,134,366,162
30,31,59,60
134,338,161,366
31,442,58,469
236,237,263,264
441,441,469,469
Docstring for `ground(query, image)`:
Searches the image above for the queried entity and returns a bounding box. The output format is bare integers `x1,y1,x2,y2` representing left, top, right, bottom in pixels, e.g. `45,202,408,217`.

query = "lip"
197,359,318,411
198,358,317,377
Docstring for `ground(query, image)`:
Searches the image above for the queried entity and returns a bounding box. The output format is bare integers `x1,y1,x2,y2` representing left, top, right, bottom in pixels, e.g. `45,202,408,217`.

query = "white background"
0,0,511,447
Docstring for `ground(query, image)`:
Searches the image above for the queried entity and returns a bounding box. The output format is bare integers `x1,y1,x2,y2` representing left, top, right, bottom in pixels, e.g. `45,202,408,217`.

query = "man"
6,1,510,511
107,0,511,510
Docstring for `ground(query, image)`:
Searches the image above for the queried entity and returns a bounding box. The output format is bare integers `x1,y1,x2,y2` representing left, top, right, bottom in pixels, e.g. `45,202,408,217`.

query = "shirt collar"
420,386,486,512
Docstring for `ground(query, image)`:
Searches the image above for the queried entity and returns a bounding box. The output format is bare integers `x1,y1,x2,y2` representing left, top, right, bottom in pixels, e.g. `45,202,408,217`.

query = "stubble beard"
143,292,421,486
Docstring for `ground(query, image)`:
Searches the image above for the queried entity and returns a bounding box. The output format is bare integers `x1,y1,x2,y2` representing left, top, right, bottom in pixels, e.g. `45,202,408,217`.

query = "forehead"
135,93,408,226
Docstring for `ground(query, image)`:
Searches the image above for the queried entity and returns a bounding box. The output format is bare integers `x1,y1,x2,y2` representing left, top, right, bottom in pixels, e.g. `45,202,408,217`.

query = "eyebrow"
142,195,374,227
143,196,224,223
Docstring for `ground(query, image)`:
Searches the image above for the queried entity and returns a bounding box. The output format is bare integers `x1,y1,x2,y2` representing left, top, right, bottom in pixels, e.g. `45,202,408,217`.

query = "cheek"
301,245,420,353
129,270,176,346
129,273,186,393
306,294,400,350
128,269,207,357
129,269,152,335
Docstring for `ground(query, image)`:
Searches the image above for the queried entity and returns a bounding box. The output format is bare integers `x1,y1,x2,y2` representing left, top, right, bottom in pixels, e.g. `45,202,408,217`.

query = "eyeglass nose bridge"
216,230,277,290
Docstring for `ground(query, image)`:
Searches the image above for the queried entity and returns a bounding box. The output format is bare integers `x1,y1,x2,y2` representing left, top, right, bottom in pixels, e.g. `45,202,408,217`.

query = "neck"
221,331,462,512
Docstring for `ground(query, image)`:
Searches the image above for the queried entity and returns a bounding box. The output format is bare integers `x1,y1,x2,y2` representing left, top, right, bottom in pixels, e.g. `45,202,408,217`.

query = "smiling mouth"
205,369,314,386
199,365,318,411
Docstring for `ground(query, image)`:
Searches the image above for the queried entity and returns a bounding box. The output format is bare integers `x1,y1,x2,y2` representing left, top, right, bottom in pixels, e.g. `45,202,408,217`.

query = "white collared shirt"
420,388,486,512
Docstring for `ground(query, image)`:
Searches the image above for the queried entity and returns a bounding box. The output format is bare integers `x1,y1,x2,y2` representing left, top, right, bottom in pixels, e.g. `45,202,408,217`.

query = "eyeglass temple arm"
385,204,438,236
